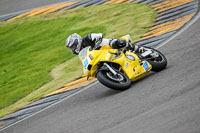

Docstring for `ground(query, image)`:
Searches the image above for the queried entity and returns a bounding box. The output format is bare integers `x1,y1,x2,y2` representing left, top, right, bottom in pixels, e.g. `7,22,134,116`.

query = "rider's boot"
127,43,145,53
134,45,145,53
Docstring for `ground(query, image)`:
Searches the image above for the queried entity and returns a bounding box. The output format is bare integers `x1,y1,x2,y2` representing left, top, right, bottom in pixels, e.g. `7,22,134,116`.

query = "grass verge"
0,3,157,118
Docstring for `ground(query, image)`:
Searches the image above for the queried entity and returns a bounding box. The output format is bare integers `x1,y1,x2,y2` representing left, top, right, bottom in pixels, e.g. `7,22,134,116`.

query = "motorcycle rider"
65,33,145,55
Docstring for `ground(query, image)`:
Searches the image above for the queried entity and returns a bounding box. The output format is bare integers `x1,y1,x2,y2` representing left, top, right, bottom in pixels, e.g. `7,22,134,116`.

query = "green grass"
0,3,157,117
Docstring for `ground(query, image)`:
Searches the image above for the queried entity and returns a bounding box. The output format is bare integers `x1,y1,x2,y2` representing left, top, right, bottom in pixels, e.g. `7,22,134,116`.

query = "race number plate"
143,61,150,71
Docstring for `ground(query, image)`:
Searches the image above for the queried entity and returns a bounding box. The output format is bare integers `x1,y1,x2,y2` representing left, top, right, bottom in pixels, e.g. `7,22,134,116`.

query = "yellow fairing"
81,46,152,81
122,51,152,81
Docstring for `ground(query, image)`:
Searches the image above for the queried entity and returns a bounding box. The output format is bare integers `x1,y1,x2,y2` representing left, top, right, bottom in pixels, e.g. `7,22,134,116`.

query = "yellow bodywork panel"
80,46,152,82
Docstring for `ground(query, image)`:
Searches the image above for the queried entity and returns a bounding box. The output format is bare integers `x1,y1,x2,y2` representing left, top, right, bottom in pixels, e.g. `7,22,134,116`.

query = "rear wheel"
145,47,167,72
97,71,131,90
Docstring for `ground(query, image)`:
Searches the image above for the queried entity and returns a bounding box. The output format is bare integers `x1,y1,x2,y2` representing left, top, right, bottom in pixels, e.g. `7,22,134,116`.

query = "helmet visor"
69,39,79,54
69,44,77,52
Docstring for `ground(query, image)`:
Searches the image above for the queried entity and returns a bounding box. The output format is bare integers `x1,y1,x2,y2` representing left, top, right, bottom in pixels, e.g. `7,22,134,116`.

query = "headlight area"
126,55,135,61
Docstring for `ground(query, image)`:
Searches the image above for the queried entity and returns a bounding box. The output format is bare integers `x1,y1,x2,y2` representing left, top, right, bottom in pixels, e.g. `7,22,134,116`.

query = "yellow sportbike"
79,40,167,90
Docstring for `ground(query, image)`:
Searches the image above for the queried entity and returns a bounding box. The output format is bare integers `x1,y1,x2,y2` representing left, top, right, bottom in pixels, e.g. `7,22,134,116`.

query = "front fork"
103,63,118,76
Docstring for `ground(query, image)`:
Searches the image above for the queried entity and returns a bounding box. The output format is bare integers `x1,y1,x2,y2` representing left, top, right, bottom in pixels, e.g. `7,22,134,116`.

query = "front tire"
97,71,131,90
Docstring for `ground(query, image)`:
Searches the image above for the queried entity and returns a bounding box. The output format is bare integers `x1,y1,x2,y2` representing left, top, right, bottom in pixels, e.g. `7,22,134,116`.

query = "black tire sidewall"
97,71,131,90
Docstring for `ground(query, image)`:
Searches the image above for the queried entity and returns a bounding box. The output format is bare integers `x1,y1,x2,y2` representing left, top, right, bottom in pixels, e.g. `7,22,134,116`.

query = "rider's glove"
110,39,127,49
118,40,127,47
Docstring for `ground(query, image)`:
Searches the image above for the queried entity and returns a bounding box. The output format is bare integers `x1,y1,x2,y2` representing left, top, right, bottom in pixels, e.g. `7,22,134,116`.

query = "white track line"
155,12,200,49
0,81,98,132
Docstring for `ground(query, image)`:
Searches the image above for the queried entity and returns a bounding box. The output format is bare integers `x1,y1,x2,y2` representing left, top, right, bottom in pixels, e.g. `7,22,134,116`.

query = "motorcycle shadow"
83,70,167,103
130,66,169,88
130,72,156,86
94,72,156,99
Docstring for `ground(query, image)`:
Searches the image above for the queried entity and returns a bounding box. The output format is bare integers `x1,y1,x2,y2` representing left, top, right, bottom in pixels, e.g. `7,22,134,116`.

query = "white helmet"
66,33,82,54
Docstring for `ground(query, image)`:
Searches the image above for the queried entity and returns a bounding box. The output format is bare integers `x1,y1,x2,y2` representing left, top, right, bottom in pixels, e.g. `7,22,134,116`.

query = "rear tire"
145,47,167,72
97,71,131,90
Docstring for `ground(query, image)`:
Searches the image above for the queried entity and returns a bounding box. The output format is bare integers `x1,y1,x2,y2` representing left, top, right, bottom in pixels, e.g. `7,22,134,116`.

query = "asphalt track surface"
1,14,200,133
1,1,200,132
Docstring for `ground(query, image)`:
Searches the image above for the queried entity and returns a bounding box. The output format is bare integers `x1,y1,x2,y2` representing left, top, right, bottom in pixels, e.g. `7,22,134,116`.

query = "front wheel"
97,71,131,90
